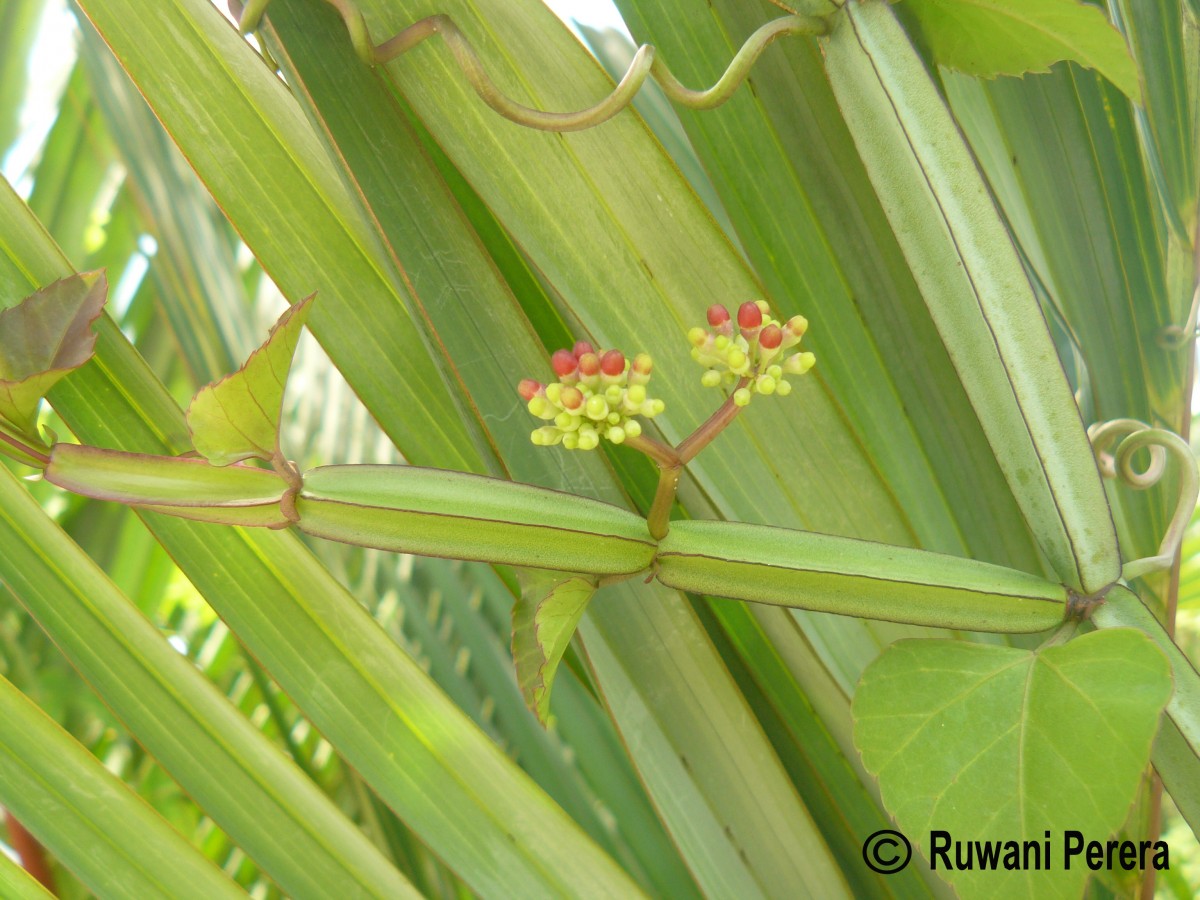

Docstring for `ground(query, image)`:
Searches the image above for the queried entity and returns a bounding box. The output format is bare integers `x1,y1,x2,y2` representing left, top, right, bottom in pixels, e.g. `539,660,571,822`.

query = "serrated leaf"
186,293,314,465
853,629,1171,899
512,571,597,725
0,272,106,437
902,0,1143,105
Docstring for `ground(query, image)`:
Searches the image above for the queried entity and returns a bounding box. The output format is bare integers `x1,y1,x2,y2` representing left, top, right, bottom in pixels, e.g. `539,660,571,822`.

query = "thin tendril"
233,2,828,131
1088,419,1198,582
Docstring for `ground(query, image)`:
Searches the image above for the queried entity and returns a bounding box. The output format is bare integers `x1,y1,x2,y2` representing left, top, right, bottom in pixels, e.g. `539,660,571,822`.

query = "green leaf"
512,571,597,724
0,0,43,155
0,848,54,900
853,629,1172,898
1093,587,1200,835
902,0,1143,104
2,182,639,898
0,272,105,437
187,293,314,465
0,672,244,899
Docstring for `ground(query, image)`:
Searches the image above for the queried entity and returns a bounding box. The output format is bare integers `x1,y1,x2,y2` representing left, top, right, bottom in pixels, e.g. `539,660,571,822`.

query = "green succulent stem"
0,427,49,468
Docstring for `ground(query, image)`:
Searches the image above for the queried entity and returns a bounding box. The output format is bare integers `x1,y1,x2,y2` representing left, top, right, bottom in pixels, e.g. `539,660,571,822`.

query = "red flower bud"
572,340,595,359
632,352,653,375
600,349,626,376
760,323,783,349
707,304,730,326
552,349,578,377
578,352,601,376
737,301,763,329
517,379,543,401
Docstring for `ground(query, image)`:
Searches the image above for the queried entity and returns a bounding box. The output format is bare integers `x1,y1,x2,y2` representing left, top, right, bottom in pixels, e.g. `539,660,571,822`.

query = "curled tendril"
232,1,828,131
1088,419,1199,582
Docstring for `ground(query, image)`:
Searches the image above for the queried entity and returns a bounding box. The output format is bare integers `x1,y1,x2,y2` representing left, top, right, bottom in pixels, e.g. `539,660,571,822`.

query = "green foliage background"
0,0,1198,897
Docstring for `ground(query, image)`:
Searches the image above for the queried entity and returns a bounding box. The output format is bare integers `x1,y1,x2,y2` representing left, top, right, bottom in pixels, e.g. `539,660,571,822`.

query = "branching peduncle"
677,378,752,465
231,1,827,132
633,377,750,540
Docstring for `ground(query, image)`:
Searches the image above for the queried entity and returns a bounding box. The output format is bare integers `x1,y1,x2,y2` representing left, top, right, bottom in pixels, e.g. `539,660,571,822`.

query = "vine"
231,1,827,131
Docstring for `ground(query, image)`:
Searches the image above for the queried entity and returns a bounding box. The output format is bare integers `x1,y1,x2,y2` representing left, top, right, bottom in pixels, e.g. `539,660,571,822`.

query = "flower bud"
701,369,722,388
552,349,578,377
707,304,730,326
733,388,752,407
737,301,763,329
560,386,584,411
577,428,600,451
624,419,642,438
585,395,608,420
527,396,554,419
626,384,647,405
572,340,595,358
756,374,776,395
600,349,626,377
532,426,562,446
629,356,654,386
783,351,816,375
517,379,543,401
554,411,580,431
688,326,708,348
544,382,562,404
776,379,792,396
785,315,808,338
606,425,626,444
759,323,782,350
578,352,601,376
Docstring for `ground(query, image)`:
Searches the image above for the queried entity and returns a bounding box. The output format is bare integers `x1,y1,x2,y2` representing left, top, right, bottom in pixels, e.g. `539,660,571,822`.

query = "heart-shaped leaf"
901,0,1142,105
186,294,314,466
854,629,1171,898
512,571,597,726
0,272,106,440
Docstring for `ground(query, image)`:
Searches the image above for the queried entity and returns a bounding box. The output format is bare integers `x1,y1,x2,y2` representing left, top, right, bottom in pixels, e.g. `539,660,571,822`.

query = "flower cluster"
517,342,665,450
688,301,815,406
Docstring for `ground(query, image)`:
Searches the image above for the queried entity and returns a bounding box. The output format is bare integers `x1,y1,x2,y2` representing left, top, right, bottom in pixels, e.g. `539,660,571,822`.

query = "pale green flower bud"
528,396,554,419
585,395,608,420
